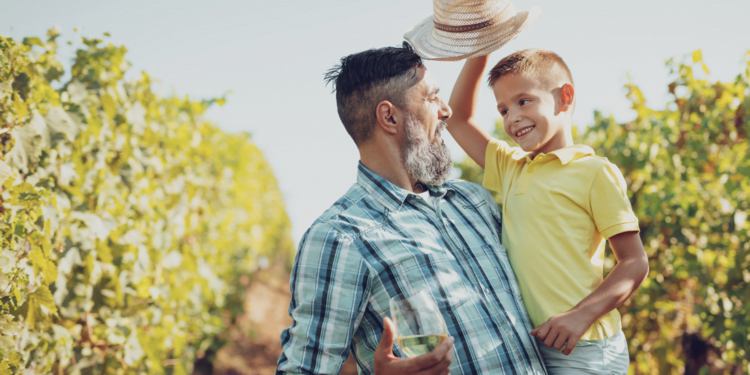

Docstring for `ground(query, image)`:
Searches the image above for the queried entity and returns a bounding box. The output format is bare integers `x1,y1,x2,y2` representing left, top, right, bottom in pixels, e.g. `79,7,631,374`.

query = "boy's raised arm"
446,55,493,169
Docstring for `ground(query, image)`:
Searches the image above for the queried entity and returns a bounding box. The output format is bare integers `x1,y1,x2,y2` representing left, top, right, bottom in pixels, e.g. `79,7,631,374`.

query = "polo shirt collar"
549,144,595,165
357,162,454,211
510,144,595,165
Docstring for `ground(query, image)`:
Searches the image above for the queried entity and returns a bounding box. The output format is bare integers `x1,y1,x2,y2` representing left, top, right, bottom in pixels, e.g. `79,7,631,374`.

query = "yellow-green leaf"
22,37,44,47
11,286,22,306
29,247,46,278
27,285,57,329
692,49,702,63
101,93,116,120
0,160,12,185
0,360,11,375
13,93,28,119
44,219,51,240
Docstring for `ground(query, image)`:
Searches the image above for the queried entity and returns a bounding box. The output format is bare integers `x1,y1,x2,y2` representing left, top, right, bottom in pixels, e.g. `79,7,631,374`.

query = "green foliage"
457,51,750,374
0,29,293,373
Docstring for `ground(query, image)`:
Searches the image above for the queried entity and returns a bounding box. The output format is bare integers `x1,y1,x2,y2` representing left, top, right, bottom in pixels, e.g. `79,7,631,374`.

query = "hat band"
434,18,496,33
432,5,515,34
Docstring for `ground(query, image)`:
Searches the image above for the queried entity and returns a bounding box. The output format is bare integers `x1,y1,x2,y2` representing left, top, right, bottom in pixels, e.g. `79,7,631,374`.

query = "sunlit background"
3,1,750,374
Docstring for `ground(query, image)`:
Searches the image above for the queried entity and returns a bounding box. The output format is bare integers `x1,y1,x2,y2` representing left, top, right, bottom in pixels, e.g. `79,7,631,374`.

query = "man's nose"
438,97,452,121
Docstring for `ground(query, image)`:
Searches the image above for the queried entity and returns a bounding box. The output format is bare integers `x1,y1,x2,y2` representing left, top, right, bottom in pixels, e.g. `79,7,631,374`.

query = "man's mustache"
435,121,447,136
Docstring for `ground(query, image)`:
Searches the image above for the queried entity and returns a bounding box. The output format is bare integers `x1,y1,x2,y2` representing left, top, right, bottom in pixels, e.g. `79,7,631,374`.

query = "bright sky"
3,0,749,244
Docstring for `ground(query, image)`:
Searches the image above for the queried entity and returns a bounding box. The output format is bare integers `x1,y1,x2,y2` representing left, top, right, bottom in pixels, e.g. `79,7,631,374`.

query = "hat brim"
404,6,541,61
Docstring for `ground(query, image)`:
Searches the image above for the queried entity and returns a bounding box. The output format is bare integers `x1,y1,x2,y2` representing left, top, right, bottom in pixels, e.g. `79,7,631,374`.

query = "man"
276,42,547,375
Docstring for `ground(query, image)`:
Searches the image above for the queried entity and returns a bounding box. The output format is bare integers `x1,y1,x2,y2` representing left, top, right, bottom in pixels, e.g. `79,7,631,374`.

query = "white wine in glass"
396,333,449,357
390,289,449,358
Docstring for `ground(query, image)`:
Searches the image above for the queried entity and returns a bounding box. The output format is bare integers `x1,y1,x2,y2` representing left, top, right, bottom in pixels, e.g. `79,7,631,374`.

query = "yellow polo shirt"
483,139,639,340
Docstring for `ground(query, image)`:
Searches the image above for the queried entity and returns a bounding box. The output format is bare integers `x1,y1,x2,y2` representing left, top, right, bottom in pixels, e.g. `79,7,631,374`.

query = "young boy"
445,49,649,374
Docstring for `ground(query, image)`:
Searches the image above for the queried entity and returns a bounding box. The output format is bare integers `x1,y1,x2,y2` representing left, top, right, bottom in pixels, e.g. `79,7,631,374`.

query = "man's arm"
277,222,455,374
276,223,371,374
530,231,648,355
446,55,493,169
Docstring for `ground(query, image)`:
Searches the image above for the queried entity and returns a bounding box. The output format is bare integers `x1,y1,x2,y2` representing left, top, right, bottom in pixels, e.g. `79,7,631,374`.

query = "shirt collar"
549,144,595,165
510,144,594,165
356,162,454,211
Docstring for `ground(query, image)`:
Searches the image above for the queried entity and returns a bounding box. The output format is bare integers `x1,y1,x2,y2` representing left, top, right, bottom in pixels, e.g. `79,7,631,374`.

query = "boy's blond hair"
488,49,574,89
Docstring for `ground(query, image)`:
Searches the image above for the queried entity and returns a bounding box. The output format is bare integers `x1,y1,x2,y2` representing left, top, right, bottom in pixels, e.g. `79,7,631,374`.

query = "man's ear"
559,83,575,112
375,100,400,135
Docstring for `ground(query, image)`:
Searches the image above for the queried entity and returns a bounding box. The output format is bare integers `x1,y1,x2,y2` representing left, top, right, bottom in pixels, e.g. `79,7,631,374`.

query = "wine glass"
389,288,449,358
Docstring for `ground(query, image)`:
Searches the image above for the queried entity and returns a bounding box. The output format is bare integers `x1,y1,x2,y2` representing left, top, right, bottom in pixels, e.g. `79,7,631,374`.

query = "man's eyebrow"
427,87,440,96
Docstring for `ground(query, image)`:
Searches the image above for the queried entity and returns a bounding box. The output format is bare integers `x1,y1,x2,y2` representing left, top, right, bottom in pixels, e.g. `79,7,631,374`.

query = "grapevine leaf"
101,93,116,120
12,93,27,119
0,82,10,100
0,160,12,185
22,37,44,48
692,49,702,63
4,124,42,173
0,336,14,357
26,285,57,329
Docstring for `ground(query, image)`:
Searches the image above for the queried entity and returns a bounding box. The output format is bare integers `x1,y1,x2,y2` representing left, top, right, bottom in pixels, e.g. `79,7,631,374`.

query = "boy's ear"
375,100,401,135
559,83,575,112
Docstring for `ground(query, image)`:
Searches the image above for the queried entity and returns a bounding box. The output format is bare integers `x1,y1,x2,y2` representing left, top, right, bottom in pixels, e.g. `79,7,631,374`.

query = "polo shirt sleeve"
482,138,514,195
589,163,640,239
276,222,372,375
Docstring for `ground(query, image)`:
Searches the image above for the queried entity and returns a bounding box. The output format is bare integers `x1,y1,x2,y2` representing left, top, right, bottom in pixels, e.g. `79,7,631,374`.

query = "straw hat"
404,0,541,61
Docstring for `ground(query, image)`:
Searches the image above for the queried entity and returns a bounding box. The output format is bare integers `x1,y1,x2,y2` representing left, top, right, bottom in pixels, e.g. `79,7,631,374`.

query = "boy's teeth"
516,126,534,137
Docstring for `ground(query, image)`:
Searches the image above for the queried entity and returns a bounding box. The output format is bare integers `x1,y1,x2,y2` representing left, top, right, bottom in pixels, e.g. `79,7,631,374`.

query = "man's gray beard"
401,113,452,187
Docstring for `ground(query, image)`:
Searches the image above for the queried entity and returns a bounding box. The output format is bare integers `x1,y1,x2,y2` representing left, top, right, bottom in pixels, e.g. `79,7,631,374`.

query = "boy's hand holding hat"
404,0,540,61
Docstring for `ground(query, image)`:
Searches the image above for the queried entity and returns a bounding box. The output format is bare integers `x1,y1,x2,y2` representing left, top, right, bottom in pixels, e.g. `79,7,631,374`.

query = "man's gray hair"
324,43,424,146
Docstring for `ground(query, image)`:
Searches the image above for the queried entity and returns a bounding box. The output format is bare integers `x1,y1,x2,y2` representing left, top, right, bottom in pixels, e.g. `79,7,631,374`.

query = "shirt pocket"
469,244,523,299
454,199,503,250
391,253,473,312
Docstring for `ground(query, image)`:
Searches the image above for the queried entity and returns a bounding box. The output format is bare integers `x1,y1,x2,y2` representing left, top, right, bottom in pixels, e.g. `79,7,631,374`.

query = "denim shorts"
538,330,630,375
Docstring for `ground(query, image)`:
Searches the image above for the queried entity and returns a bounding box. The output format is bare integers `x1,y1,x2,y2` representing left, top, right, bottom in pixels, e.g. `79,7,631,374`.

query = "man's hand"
530,309,593,356
374,317,454,375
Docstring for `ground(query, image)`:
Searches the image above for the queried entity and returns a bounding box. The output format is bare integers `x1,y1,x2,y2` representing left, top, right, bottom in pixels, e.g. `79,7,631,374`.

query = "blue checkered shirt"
277,163,547,374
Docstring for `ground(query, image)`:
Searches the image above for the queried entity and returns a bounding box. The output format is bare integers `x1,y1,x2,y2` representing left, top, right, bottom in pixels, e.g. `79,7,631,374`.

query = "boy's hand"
374,317,455,375
530,309,593,355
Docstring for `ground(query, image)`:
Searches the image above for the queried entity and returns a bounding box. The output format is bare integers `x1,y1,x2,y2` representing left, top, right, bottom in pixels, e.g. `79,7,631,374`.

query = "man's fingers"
375,317,397,358
419,340,454,375
413,336,454,370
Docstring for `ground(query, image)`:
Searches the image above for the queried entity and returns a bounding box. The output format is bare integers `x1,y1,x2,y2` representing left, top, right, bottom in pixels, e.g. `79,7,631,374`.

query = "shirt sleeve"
482,138,515,195
276,222,371,375
589,163,640,239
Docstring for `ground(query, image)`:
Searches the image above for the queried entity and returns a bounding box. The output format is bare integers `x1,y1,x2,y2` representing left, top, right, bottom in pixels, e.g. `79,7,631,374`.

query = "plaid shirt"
277,163,547,375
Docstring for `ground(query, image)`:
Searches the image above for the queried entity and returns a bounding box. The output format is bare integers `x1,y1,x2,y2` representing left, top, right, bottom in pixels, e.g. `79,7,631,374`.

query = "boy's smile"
493,73,574,158
515,125,536,139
